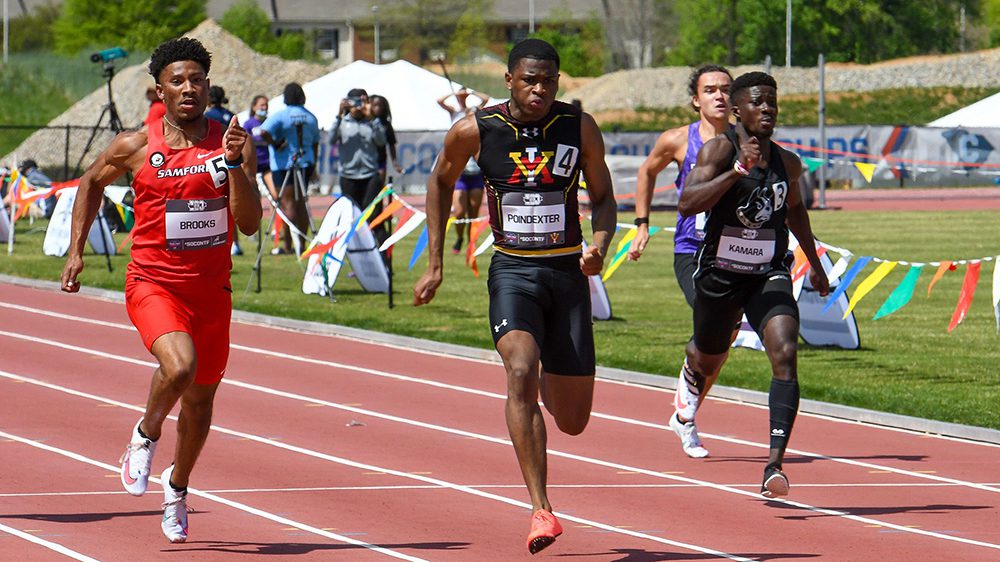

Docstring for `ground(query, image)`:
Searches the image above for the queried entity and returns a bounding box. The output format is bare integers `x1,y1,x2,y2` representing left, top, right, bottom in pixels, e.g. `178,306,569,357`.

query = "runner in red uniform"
60,37,261,543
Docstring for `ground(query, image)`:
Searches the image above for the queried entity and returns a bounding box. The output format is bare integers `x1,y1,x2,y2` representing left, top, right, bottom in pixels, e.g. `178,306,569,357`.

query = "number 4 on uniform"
552,144,579,177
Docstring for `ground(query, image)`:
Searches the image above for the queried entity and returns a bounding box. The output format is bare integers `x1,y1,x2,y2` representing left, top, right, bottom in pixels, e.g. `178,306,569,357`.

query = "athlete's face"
506,58,559,121
692,71,731,122
733,85,778,137
156,61,209,122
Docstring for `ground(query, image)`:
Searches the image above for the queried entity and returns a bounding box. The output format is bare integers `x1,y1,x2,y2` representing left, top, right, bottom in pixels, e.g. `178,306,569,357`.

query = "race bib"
500,191,565,248
694,211,707,239
165,197,228,251
716,226,775,274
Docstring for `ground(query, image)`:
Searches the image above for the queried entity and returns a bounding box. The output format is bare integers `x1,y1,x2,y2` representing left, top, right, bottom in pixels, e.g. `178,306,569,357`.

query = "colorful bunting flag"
379,209,423,252
874,265,924,320
844,261,898,318
948,261,981,333
367,199,405,231
408,225,428,270
927,260,953,296
602,228,638,282
854,162,876,183
803,156,824,173
822,256,872,315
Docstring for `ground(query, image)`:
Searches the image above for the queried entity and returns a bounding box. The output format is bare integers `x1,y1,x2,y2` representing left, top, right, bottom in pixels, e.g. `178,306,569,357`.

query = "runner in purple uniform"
627,65,732,458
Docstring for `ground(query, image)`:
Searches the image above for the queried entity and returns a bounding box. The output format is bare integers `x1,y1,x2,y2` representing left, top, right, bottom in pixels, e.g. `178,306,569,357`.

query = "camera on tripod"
90,47,128,64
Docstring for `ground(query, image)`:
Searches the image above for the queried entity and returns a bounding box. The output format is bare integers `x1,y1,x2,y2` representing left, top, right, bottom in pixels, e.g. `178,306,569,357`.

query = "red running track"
1,280,999,561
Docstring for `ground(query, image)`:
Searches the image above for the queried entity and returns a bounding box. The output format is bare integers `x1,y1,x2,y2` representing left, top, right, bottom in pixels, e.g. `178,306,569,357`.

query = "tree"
531,15,606,77
986,0,1000,47
600,0,677,69
447,0,494,62
7,1,60,53
670,0,980,66
53,0,206,54
382,0,468,64
218,0,311,60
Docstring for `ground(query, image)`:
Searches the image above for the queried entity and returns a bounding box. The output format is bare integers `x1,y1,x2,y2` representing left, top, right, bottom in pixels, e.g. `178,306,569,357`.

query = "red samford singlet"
476,101,583,257
128,119,234,284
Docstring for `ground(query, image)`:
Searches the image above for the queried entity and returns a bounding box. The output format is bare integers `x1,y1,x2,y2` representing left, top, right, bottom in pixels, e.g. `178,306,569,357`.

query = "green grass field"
2,207,998,429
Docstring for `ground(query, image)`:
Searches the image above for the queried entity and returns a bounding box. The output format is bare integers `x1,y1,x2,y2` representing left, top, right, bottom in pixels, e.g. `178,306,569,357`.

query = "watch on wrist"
633,217,649,226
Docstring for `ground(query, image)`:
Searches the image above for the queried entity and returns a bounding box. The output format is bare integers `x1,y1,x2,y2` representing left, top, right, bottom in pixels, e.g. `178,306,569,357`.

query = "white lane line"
0,521,99,561
0,429,428,562
5,481,999,499
4,368,1000,554
7,301,1000,451
0,370,753,561
3,326,998,496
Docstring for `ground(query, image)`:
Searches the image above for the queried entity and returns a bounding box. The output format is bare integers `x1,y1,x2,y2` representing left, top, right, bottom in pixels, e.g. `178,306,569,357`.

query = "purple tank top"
673,121,705,254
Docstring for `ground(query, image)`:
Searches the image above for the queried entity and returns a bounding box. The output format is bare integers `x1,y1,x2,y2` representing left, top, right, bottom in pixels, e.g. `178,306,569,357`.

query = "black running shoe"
761,464,789,498
451,238,464,255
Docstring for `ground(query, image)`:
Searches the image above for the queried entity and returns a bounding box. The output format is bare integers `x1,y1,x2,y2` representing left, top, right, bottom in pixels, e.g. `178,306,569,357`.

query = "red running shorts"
125,275,232,385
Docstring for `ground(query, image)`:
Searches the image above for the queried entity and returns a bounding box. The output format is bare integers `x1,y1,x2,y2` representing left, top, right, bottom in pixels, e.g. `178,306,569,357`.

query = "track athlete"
628,65,733,458
677,71,829,497
414,38,617,553
60,37,261,542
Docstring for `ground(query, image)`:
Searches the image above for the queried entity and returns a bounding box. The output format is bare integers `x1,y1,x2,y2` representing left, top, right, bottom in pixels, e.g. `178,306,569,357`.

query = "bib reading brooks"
477,100,583,257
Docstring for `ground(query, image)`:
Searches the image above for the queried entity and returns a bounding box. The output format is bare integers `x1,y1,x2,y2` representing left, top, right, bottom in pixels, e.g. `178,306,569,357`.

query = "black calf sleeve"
768,378,799,451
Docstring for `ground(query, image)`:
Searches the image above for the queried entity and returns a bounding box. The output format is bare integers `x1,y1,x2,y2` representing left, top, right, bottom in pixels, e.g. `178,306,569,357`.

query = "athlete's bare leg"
140,331,197,441
539,371,593,436
467,188,484,222
170,381,220,488
496,330,550,511
451,189,469,248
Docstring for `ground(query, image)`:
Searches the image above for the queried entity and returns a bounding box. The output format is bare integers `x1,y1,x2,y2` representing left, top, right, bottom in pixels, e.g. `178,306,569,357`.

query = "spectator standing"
261,83,320,255
369,95,403,185
330,87,388,245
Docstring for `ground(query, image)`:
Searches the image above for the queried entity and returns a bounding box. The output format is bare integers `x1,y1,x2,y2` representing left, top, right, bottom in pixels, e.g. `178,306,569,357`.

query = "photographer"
330,88,387,244
260,82,319,254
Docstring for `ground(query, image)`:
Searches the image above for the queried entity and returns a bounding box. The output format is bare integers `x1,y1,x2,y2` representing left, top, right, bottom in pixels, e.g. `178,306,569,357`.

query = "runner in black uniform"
414,39,617,554
678,72,829,498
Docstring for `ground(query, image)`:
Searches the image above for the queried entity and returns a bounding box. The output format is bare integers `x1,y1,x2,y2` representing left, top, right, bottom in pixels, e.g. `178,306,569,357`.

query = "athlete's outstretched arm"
629,127,681,260
224,115,262,235
782,150,830,295
579,112,617,276
413,114,479,306
60,131,145,293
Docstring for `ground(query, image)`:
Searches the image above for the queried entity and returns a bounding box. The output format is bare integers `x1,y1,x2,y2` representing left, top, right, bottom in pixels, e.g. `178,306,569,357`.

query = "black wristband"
633,217,649,226
224,154,244,169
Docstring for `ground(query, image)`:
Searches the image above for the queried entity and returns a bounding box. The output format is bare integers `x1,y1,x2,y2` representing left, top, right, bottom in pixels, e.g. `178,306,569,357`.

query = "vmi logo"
508,146,554,187
522,193,543,205
187,200,208,212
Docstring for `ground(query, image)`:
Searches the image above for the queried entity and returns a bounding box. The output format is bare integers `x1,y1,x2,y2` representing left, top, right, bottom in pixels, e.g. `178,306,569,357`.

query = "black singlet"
696,129,791,281
476,100,584,257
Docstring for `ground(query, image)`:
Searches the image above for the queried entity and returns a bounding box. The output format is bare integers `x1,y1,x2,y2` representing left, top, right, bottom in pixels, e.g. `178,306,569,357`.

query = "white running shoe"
160,465,189,543
120,418,156,496
669,412,710,458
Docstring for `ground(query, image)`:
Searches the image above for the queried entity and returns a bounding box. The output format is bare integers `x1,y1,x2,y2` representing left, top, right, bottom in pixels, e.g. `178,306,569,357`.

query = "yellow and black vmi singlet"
476,100,583,257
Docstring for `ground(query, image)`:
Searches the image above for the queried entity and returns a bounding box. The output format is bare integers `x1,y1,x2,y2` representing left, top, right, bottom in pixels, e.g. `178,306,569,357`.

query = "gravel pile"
3,20,330,170
565,48,1000,111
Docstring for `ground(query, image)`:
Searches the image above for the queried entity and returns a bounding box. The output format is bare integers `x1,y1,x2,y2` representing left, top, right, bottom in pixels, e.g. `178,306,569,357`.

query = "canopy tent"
263,60,505,131
928,92,1000,128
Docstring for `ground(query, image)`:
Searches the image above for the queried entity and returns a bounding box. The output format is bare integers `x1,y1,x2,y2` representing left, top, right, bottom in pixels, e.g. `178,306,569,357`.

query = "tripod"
74,61,123,273
248,125,316,293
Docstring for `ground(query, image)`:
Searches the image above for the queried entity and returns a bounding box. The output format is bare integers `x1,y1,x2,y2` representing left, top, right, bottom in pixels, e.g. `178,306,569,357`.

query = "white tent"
264,60,505,131
928,92,1000,128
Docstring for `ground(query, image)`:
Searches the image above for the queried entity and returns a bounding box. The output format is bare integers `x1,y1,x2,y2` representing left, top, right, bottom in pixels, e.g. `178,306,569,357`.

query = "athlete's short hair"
507,38,560,72
730,72,778,104
148,38,211,83
687,64,732,112
283,83,306,106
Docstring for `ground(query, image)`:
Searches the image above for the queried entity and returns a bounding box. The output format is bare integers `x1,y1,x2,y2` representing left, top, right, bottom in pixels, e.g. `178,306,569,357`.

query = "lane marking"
4,481,1000,499
6,301,999,451
0,429,427,561
0,522,98,562
3,368,999,554
0,369,754,561
3,327,999,497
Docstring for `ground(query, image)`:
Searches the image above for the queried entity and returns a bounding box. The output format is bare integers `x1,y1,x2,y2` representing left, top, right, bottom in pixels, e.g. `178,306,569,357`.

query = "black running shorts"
673,252,698,308
487,251,595,376
692,269,798,355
